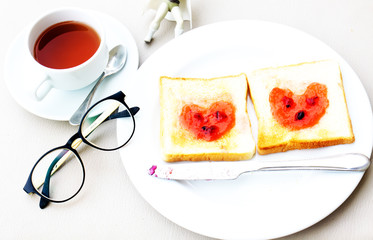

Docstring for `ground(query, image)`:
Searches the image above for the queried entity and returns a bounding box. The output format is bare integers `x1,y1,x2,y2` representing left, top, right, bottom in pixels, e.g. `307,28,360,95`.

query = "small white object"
143,0,192,42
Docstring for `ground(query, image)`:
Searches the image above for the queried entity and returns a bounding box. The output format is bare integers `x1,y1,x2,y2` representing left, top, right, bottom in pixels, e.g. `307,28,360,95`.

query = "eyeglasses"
23,91,139,209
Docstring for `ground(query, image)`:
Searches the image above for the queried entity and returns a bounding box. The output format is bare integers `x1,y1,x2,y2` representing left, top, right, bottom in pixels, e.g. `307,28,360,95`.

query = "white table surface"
1,0,373,239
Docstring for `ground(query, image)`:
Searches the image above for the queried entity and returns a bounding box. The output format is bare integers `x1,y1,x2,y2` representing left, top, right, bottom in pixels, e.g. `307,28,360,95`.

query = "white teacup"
28,8,109,101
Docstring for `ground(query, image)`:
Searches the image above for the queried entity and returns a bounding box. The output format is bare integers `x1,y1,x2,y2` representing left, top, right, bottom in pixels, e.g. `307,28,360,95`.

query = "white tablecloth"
1,0,372,239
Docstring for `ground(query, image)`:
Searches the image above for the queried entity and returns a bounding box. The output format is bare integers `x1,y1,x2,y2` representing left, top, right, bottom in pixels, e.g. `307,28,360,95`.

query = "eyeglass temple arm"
38,103,138,208
39,149,70,208
86,106,139,124
107,106,139,120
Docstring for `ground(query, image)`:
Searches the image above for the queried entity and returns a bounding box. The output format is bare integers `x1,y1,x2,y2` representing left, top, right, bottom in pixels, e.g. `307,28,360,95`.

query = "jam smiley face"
269,82,329,130
179,101,236,141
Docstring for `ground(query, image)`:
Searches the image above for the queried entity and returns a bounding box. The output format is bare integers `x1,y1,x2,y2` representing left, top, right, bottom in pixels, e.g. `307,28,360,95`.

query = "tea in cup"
28,8,109,100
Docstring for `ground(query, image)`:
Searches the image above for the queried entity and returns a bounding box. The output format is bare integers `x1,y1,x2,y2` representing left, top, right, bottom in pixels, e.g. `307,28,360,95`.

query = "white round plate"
4,11,138,121
119,20,373,240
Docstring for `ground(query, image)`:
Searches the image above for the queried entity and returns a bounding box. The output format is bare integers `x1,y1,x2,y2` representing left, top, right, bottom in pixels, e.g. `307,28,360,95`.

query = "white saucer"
4,11,139,121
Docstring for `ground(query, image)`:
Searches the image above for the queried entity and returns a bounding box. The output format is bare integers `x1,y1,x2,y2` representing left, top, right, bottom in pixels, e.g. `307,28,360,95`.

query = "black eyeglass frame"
23,91,138,208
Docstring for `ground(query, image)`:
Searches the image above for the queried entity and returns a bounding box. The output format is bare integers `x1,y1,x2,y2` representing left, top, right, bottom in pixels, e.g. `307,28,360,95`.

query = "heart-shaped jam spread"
269,82,329,130
179,101,236,141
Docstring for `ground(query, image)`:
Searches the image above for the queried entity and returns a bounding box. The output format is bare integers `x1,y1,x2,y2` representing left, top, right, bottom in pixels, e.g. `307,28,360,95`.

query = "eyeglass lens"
81,99,135,150
31,148,84,202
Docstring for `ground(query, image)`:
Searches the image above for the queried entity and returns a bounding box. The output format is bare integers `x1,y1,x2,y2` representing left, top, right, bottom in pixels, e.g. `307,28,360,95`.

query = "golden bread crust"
247,60,355,155
160,73,256,162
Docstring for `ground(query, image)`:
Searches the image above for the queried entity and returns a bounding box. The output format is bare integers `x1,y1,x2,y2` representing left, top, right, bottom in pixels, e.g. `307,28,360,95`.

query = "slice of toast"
247,60,354,155
160,73,256,162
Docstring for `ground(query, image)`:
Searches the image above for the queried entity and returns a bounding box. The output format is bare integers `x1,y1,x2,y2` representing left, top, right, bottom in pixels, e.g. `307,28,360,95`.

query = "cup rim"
27,7,106,72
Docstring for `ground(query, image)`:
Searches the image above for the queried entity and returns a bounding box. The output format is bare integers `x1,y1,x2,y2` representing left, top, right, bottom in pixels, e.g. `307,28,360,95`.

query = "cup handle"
35,77,53,101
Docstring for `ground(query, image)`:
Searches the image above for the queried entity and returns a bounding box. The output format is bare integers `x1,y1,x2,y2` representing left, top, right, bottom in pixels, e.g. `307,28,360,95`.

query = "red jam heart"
179,101,236,141
269,82,329,130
